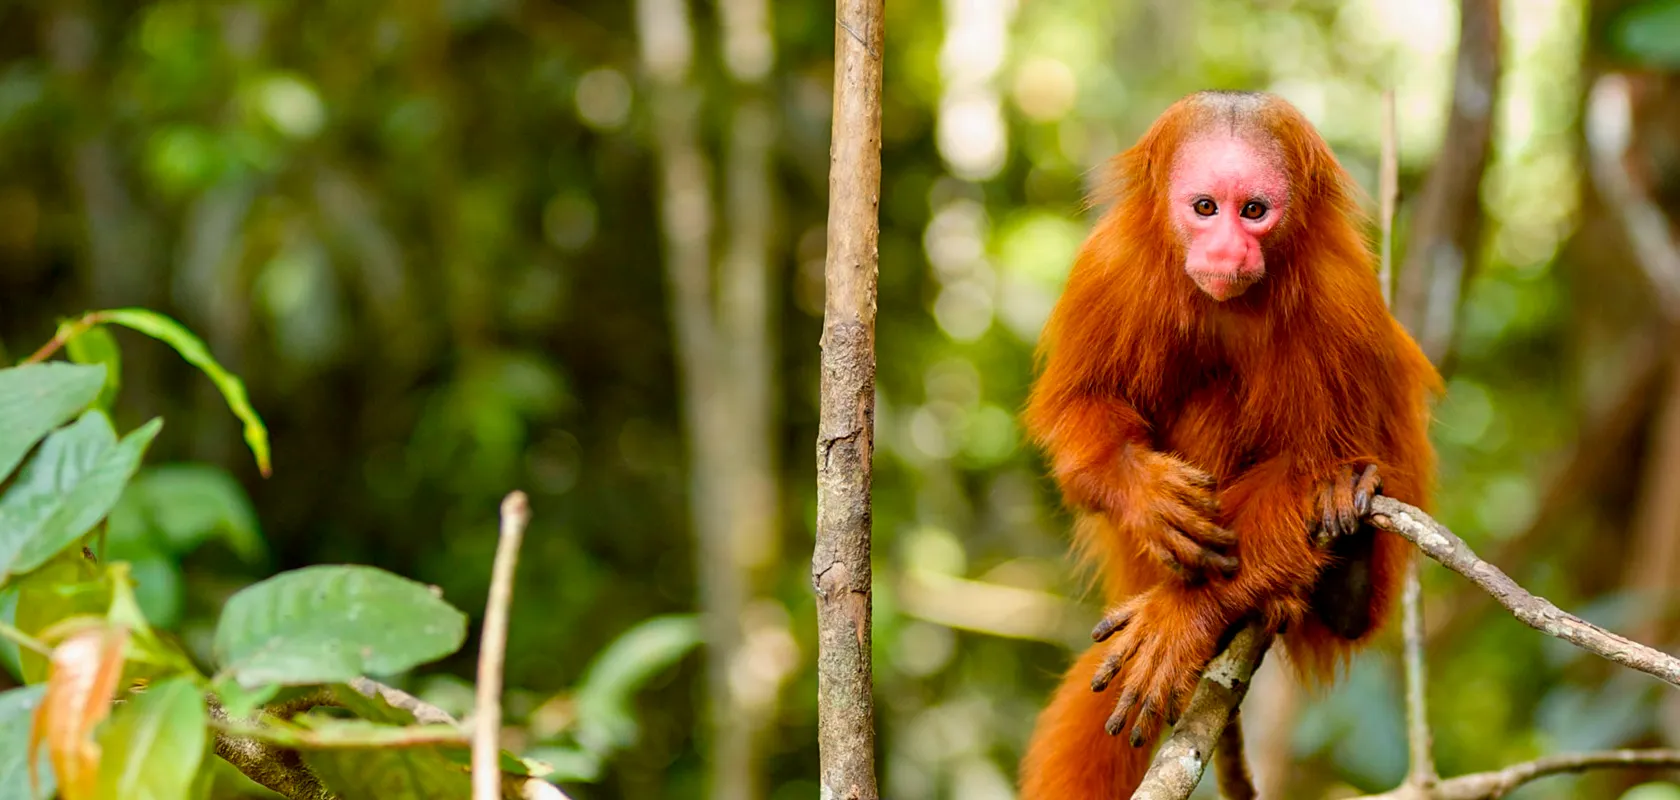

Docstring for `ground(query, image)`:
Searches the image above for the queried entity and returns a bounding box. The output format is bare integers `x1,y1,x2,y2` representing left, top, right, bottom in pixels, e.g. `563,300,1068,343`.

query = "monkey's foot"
1308,462,1381,548
1087,588,1222,747
1128,455,1239,583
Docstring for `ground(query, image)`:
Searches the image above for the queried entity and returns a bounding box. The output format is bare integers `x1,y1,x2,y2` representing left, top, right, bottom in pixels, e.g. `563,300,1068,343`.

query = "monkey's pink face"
1167,136,1290,301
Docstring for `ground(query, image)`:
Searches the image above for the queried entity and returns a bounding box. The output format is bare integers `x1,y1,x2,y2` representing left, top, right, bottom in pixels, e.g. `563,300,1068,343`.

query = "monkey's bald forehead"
1180,91,1287,143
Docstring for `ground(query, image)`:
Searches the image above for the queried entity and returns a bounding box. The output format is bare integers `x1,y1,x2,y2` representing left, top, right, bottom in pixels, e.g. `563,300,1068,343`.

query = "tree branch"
812,0,885,798
1213,710,1256,800
1356,749,1680,800
1132,498,1680,799
1369,496,1680,687
474,491,531,800
1131,621,1270,800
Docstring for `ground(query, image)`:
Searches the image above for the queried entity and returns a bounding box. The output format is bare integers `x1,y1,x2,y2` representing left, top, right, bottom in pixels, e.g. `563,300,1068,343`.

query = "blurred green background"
3,0,1680,797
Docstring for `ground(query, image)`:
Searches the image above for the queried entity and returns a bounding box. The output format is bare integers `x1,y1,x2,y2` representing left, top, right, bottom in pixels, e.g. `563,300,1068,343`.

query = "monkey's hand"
1307,461,1382,548
1088,585,1226,746
1119,453,1238,583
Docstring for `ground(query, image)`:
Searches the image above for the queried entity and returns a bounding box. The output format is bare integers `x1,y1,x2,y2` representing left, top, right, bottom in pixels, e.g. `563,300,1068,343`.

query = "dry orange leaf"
28,626,129,800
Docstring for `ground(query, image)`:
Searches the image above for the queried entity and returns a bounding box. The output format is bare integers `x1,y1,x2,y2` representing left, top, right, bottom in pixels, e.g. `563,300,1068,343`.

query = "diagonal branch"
1132,498,1680,799
1369,497,1680,687
1356,749,1680,800
1130,621,1270,800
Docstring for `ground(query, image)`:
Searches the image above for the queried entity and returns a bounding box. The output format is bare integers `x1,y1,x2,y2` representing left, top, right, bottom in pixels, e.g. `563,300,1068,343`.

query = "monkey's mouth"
1188,270,1262,301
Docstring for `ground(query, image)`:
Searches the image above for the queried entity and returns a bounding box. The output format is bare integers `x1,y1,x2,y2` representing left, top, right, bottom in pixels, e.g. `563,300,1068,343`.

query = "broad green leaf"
303,744,471,800
104,562,198,682
0,413,163,584
108,464,263,564
0,363,105,485
0,685,54,800
64,327,121,413
12,551,107,683
212,565,467,687
1613,0,1680,66
572,614,700,752
95,678,207,800
96,309,271,477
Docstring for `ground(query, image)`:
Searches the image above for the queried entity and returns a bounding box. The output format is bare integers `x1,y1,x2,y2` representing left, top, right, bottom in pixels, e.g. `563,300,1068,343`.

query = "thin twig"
813,0,885,798
1131,620,1270,800
20,312,109,364
475,491,532,800
1378,89,1398,308
1369,497,1680,687
1214,710,1256,800
1379,83,1437,788
1356,749,1680,800
1401,557,1435,786
0,619,53,657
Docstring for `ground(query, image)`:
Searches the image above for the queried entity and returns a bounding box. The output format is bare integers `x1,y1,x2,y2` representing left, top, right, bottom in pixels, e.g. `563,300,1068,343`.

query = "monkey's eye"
1192,198,1217,217
1240,201,1268,220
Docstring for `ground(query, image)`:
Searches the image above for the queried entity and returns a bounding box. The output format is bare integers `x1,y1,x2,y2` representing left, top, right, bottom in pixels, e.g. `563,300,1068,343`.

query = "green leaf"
0,362,105,484
64,326,122,413
0,412,163,584
572,614,700,752
212,565,467,688
11,550,108,682
1613,0,1680,66
105,562,199,681
0,685,55,800
95,678,207,800
96,309,271,477
303,744,471,800
108,464,264,565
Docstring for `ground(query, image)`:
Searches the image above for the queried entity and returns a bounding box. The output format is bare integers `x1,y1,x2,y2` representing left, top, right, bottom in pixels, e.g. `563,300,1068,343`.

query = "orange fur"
1019,91,1439,799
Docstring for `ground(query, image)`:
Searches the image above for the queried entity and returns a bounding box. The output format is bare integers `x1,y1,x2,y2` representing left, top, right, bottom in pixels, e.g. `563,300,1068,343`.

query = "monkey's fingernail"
1130,707,1156,748
1104,710,1126,737
1213,553,1239,575
1092,612,1129,642
1091,656,1121,692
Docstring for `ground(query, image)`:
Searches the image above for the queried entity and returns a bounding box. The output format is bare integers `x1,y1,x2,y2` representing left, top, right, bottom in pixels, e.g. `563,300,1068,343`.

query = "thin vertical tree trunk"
1394,0,1502,365
633,3,750,798
813,0,884,797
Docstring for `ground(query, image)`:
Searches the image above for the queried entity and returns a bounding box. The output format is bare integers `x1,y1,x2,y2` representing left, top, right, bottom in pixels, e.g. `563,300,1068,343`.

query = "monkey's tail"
1019,644,1155,800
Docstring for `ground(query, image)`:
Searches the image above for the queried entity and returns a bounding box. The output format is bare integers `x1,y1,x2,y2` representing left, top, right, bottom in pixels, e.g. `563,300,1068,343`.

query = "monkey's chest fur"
1145,339,1383,641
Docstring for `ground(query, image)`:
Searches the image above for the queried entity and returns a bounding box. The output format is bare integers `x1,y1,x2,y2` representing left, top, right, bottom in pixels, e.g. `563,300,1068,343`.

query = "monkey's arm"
1027,388,1238,583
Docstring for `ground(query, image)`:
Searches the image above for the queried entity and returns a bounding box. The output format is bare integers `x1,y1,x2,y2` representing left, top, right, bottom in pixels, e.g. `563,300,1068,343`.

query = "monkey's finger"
1091,652,1123,692
1131,703,1159,747
1161,500,1236,550
1319,486,1340,543
1140,533,1196,582
1105,689,1139,737
1092,609,1133,642
1160,526,1237,582
1179,465,1218,493
1333,465,1358,537
1353,464,1382,517
1165,686,1184,725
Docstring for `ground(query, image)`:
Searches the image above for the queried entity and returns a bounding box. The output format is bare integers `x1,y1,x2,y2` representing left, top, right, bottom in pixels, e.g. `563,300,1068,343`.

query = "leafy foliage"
1613,0,1680,66
212,564,467,688
0,311,680,798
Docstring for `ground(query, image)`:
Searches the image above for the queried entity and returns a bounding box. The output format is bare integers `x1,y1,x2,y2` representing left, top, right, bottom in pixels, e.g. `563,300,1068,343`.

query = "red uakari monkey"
1018,90,1439,798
